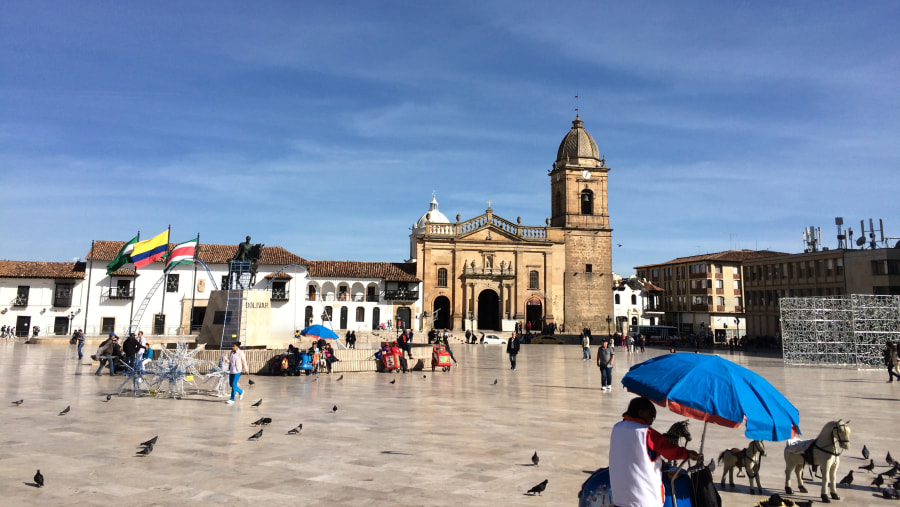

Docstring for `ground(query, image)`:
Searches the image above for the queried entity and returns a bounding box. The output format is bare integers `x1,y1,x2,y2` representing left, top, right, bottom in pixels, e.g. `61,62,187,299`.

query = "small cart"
431,346,452,372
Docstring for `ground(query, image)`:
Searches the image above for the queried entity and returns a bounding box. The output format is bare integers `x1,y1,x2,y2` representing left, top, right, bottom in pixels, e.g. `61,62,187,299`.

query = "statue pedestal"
198,290,273,349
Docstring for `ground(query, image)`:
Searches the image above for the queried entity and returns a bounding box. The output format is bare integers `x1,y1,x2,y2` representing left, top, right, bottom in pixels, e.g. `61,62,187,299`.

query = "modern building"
635,250,785,342
743,245,900,339
411,115,614,333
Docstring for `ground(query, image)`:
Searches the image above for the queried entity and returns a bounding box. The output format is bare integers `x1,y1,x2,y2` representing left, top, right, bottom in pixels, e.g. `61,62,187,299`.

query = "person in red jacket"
609,397,699,507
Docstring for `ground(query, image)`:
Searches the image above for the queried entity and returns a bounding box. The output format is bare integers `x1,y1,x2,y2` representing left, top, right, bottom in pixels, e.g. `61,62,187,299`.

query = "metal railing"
105,287,134,299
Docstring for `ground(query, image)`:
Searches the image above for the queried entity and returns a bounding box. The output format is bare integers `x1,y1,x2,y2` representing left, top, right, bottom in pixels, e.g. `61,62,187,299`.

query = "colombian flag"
131,230,170,269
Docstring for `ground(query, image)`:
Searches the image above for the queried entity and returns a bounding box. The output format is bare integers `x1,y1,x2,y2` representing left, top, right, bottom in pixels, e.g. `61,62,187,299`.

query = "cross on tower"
487,200,492,209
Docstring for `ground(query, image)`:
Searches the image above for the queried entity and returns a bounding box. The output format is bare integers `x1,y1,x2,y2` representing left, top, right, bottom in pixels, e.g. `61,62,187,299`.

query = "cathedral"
411,115,613,333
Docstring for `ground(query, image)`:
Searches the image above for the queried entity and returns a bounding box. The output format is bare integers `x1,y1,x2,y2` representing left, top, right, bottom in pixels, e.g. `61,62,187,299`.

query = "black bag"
70,336,77,344
689,466,722,507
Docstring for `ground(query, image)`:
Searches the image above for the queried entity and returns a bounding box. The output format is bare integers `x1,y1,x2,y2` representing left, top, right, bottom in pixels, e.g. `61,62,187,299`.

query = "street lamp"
606,315,612,339
468,311,474,333
68,311,75,335
735,317,740,341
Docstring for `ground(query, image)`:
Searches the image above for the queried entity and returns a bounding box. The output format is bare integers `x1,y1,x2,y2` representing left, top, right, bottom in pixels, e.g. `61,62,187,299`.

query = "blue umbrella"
621,353,800,452
299,324,339,340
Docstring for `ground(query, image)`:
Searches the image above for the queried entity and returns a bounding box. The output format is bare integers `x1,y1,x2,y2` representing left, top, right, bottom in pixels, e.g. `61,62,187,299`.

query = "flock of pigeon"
13,376,553,497
847,445,900,499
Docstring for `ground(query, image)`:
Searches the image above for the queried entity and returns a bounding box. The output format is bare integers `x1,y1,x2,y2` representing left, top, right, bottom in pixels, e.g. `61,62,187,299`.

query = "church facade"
411,116,613,334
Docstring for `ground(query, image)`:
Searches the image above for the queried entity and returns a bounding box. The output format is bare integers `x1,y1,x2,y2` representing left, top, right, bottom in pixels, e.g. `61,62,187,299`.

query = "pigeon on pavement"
863,445,870,460
140,436,158,447
526,479,548,496
11,399,23,406
251,399,262,407
58,405,70,416
493,379,498,385
389,379,396,384
532,451,539,466
136,444,153,456
860,459,876,471
106,394,112,402
247,379,255,385
336,375,343,381
34,469,44,487
252,417,272,426
332,405,338,413
873,474,885,487
838,470,854,487
248,429,263,441
889,452,896,466
287,424,303,435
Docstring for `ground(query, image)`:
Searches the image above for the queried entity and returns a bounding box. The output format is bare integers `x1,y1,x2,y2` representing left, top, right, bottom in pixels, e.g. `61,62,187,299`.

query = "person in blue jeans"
76,329,85,360
224,341,248,404
596,339,615,390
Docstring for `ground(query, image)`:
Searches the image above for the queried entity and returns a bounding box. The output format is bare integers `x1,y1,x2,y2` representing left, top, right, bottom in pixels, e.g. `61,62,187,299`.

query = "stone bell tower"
549,115,614,334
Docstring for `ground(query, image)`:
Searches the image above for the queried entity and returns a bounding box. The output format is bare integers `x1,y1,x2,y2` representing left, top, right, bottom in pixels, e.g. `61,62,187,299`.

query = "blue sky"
2,1,898,275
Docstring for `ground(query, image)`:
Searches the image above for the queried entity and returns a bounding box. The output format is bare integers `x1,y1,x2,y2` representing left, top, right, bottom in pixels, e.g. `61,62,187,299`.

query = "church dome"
413,194,450,232
556,115,601,162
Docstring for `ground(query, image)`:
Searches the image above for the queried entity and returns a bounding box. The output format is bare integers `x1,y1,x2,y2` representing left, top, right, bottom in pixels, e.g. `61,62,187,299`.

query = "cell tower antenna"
835,217,846,249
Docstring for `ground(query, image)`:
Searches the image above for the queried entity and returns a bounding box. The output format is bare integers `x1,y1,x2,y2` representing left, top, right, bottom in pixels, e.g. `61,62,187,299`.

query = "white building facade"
1,240,422,342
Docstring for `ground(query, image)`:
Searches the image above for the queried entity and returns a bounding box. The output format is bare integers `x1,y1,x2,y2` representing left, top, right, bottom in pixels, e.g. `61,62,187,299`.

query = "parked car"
481,333,508,345
531,335,564,344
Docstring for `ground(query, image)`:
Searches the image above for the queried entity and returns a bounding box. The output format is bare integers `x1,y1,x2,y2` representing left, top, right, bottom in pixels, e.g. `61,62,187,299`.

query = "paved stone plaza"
0,340,896,506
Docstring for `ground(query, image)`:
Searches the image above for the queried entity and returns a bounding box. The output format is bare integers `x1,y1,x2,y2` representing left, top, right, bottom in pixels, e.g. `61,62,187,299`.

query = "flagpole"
84,240,95,334
190,232,200,337
129,231,140,334
159,224,171,336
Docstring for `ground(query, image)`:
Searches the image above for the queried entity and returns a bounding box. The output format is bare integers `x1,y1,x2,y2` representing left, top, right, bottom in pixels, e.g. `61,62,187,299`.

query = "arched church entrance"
432,296,451,330
477,289,501,331
525,297,543,333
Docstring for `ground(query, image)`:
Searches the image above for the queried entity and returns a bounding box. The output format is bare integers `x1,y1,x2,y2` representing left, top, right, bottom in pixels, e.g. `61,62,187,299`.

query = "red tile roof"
0,260,86,279
634,250,789,269
306,260,419,282
86,241,308,266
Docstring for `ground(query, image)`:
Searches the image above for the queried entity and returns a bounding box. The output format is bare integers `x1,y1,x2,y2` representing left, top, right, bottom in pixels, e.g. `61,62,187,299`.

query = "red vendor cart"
431,346,452,372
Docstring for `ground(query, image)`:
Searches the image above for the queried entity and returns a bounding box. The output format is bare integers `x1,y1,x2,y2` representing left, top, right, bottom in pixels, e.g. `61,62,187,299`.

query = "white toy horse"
719,440,766,494
784,419,851,503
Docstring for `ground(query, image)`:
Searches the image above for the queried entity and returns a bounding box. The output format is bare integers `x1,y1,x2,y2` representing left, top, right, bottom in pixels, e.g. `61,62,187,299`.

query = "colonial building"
612,273,664,335
411,115,614,333
1,242,422,346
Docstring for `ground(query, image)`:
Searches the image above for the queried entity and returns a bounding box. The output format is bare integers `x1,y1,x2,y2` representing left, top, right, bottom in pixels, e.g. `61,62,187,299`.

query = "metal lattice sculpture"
118,336,227,398
781,295,900,368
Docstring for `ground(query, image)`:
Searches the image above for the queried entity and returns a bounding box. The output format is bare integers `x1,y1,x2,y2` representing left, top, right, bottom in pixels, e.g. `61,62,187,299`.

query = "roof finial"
574,94,579,119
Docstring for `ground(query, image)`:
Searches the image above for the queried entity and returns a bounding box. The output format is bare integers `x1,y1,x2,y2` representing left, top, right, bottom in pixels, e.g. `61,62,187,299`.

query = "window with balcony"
53,283,73,307
14,286,29,306
366,285,379,302
166,274,179,293
529,270,539,289
271,281,289,301
716,279,724,289
436,268,448,287
108,279,133,299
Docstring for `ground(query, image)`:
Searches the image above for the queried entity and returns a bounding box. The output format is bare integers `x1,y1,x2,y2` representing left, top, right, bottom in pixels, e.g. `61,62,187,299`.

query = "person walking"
596,339,615,391
885,340,900,383
506,331,521,370
224,341,248,404
609,397,699,507
581,332,592,360
76,329,86,360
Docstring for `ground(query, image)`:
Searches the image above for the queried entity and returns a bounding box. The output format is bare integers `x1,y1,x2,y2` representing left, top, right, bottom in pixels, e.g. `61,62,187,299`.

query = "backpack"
281,357,289,370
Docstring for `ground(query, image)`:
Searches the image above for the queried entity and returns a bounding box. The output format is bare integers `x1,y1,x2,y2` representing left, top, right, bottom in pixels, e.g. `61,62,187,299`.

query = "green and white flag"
106,235,139,275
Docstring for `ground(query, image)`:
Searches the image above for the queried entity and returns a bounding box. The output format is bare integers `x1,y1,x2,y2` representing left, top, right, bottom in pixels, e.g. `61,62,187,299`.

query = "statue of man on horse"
231,235,264,286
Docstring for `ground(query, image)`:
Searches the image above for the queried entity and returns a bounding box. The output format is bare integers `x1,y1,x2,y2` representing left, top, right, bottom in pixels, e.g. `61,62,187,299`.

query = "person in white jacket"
224,341,248,404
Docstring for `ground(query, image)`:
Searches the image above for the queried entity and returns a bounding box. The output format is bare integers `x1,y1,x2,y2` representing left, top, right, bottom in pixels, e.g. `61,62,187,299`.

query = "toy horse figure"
784,419,851,503
663,420,692,447
719,440,766,494
661,420,692,466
